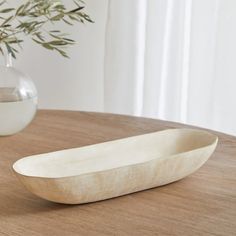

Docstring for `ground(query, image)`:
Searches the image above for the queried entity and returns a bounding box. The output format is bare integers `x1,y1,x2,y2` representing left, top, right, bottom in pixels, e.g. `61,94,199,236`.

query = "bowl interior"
13,129,217,178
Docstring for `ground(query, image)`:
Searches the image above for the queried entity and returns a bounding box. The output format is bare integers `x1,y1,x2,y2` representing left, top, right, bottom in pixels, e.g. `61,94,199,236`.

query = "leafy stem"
0,0,93,58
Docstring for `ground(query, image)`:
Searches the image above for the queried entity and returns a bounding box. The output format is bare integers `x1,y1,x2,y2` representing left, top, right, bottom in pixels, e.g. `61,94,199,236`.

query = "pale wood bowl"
13,128,218,204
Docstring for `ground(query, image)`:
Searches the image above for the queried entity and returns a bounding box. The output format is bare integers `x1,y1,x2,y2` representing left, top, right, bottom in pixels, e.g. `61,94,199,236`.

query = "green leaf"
55,47,69,58
1,16,14,26
5,42,16,58
16,5,25,16
0,46,3,55
50,13,64,21
0,8,14,13
50,30,60,33
34,32,44,41
68,6,84,13
62,18,73,25
0,1,6,7
0,0,93,59
42,43,54,50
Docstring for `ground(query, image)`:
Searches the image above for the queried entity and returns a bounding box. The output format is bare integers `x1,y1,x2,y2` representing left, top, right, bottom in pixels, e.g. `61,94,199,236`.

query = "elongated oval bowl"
13,128,218,204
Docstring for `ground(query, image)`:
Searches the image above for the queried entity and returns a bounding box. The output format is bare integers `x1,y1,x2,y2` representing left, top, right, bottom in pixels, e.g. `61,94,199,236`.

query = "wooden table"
0,110,235,236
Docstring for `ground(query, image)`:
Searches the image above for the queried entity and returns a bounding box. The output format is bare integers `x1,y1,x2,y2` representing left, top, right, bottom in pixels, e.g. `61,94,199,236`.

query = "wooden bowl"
13,128,218,204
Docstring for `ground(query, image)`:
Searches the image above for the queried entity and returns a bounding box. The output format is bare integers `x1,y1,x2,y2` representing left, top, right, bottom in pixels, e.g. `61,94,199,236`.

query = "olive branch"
0,0,93,58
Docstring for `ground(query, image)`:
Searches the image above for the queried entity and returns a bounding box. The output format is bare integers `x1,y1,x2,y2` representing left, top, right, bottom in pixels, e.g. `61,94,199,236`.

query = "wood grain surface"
0,110,235,236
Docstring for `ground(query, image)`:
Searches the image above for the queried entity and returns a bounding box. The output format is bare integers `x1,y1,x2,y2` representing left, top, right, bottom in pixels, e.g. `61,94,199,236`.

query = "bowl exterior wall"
15,141,217,204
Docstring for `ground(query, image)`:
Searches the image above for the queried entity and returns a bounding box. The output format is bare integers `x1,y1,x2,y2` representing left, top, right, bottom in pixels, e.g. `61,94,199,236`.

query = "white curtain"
103,0,236,136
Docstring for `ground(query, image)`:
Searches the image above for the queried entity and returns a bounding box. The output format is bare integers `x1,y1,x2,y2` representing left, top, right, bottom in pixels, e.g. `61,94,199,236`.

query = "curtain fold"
103,0,236,135
104,0,147,115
